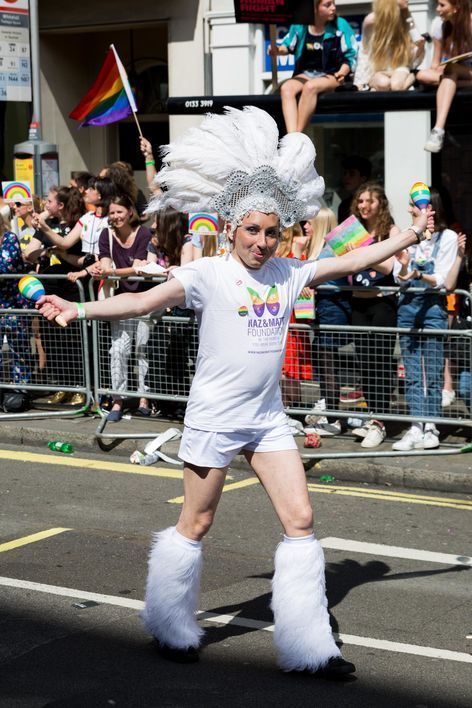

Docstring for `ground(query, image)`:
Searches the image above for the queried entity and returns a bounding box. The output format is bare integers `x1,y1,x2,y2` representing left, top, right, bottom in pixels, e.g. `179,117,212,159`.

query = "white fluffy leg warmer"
271,535,341,672
142,526,204,649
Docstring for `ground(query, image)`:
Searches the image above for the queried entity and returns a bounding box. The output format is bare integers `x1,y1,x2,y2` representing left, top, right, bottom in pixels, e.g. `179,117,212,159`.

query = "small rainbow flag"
294,293,315,320
324,215,373,257
69,45,137,127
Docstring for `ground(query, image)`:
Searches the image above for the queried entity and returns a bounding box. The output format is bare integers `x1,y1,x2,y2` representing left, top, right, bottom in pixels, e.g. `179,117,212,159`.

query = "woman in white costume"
36,107,433,678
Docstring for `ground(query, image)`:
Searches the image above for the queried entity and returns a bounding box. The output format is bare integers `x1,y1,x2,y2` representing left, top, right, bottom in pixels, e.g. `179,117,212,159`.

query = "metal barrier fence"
92,278,472,457
0,274,92,420
2,272,471,458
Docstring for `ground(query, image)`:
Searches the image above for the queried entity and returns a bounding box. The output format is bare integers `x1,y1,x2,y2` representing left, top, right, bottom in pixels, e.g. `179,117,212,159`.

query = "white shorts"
178,423,298,468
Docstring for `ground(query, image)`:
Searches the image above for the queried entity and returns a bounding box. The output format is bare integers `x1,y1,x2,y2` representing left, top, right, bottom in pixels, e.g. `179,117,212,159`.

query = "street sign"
234,0,313,25
0,0,31,102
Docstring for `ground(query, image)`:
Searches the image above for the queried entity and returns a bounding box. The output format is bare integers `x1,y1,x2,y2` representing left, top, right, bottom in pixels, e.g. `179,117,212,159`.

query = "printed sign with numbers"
0,0,31,101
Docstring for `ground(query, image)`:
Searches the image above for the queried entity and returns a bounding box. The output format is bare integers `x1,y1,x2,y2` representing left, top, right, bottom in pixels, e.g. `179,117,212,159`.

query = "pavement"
1,404,472,494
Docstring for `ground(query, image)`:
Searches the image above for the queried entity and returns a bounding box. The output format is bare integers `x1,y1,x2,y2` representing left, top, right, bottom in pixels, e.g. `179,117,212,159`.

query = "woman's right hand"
267,44,285,56
396,249,410,267
457,232,467,259
140,136,153,159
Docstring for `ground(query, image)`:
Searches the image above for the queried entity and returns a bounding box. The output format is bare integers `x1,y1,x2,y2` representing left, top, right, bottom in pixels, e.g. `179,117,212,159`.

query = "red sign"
234,0,313,25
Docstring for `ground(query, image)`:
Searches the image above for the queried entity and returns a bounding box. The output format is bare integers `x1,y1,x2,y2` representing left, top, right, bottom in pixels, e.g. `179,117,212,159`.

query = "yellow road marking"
0,449,183,479
168,477,259,504
307,484,472,510
0,527,71,553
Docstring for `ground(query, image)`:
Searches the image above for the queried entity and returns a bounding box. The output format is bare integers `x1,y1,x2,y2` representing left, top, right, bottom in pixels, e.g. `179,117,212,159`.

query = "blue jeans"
459,371,472,410
398,297,446,418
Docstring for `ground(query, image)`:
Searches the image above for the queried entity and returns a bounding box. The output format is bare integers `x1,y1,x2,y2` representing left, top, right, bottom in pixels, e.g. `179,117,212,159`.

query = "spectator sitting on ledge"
268,0,357,133
354,0,424,92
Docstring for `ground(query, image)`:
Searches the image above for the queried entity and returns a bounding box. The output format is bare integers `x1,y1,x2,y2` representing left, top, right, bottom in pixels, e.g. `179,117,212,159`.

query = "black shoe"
313,656,356,680
135,406,151,417
154,641,199,664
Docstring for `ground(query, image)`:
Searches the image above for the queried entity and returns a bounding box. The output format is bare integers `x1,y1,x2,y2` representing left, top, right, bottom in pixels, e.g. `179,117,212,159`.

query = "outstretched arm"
311,208,433,286
37,277,186,325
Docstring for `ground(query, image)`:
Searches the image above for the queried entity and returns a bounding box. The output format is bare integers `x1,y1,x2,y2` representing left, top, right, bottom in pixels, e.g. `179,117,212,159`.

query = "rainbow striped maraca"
18,276,67,327
409,182,430,211
409,182,431,239
18,275,45,302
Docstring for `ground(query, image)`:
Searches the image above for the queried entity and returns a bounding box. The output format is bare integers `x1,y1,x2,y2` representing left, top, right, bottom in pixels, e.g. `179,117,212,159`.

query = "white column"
384,111,432,230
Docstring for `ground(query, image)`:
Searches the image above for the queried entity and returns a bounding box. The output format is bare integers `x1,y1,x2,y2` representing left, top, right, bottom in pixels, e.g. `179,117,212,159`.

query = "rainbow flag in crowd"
69,45,137,127
324,215,373,256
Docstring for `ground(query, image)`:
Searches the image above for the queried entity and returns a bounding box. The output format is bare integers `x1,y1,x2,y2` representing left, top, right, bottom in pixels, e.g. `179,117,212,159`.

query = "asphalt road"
0,443,471,708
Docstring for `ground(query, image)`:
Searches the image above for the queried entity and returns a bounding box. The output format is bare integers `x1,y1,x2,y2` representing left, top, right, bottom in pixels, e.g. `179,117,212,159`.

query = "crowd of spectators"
0,1,471,451
273,0,472,152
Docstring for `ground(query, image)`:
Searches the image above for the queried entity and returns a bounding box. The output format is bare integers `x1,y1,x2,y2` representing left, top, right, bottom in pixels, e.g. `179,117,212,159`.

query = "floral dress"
0,231,32,384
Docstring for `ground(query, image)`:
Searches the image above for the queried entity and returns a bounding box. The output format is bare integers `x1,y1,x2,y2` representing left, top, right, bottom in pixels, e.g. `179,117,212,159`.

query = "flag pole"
132,111,143,139
110,44,143,140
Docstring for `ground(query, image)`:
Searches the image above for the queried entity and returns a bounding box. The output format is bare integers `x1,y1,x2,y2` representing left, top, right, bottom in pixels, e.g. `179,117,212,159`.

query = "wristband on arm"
76,302,87,320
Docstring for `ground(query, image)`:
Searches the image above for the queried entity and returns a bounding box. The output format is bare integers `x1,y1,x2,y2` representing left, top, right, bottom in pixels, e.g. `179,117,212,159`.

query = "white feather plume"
147,106,324,224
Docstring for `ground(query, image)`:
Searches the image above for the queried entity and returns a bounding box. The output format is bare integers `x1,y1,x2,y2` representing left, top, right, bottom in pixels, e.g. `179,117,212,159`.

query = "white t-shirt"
172,254,318,432
78,212,108,255
431,16,443,42
393,228,458,288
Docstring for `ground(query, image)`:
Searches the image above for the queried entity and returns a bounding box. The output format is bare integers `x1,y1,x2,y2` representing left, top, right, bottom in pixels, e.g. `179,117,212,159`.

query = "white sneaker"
419,430,440,449
305,419,342,437
351,421,371,438
304,399,326,426
424,128,444,153
392,427,423,451
442,389,456,407
361,421,386,448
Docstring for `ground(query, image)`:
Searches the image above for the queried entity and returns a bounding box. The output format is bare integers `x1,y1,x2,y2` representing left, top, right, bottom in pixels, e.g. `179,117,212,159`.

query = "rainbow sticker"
2,181,32,203
188,212,219,235
238,305,248,317
409,182,430,211
325,215,373,257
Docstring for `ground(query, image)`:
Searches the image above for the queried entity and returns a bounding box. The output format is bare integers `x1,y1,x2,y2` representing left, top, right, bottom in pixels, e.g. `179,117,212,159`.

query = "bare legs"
370,69,415,91
143,448,348,671
433,64,472,131
280,75,339,133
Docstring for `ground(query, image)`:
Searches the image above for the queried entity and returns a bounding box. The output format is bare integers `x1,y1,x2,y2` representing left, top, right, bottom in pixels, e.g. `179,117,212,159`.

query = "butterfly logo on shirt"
246,285,280,317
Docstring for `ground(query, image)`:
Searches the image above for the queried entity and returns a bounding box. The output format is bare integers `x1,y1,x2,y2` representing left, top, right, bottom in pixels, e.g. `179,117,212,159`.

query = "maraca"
409,182,431,239
18,276,68,327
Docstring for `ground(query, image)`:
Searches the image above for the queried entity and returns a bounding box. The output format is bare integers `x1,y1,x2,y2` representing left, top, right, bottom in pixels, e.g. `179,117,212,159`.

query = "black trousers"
351,295,397,416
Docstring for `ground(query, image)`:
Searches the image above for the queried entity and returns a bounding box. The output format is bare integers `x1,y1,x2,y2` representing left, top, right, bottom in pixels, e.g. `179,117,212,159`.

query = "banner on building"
0,0,31,102
234,0,313,25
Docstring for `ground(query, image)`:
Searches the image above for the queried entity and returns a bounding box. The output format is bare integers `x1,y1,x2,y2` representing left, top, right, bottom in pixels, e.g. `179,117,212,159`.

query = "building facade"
1,1,469,230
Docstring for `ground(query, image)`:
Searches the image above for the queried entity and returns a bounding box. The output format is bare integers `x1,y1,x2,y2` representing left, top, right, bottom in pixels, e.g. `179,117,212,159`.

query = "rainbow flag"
324,215,373,256
69,45,137,127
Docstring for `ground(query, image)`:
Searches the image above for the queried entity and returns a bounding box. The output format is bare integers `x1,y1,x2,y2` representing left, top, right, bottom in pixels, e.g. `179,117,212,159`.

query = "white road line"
0,575,470,664
321,537,472,567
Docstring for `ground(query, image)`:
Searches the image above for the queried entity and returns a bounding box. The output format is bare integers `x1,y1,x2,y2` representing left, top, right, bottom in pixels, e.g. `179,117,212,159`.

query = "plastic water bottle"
47,441,74,454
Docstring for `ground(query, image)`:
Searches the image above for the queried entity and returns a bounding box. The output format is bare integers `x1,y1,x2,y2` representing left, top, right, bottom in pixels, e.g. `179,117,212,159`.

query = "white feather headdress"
148,106,325,227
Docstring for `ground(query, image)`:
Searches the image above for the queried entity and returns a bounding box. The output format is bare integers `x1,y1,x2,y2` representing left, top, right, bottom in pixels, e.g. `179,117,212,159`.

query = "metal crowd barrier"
2,270,470,459
0,274,92,420
91,278,472,458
